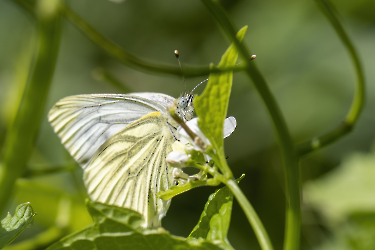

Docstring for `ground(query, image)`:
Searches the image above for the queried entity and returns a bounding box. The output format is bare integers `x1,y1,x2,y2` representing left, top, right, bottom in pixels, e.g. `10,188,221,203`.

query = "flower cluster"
166,118,211,168
166,116,237,184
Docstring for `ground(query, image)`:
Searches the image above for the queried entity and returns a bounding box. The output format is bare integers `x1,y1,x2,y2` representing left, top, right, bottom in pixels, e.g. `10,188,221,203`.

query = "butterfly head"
178,96,188,109
175,93,195,122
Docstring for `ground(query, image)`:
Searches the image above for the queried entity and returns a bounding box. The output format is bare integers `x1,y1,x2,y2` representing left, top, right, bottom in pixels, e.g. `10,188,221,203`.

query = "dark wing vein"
48,93,176,165
83,112,176,228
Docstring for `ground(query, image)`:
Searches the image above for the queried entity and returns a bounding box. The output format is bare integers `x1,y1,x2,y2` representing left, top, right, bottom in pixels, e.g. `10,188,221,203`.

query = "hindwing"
84,112,176,228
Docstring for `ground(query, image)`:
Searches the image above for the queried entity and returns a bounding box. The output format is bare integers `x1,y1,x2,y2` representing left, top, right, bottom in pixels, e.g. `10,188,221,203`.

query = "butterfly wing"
48,93,175,165
131,92,176,108
84,112,175,228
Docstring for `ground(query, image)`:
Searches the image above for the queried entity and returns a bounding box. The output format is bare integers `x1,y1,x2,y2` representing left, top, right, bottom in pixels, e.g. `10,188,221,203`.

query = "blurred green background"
0,0,374,249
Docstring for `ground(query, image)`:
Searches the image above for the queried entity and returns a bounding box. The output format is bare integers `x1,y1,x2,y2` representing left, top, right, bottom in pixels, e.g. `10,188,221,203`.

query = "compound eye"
178,97,188,108
188,94,194,104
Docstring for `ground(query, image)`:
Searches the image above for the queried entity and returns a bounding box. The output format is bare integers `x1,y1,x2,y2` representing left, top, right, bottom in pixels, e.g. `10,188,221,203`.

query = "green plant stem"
59,4,245,78
297,0,365,156
10,0,35,15
0,0,61,214
208,147,234,180
200,0,301,249
243,67,301,250
225,179,274,250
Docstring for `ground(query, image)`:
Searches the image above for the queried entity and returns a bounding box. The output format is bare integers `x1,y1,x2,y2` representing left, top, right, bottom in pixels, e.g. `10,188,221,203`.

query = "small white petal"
166,151,189,168
223,116,237,138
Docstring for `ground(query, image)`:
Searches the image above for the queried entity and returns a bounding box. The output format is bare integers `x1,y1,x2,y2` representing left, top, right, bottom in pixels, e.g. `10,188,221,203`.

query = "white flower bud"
166,151,190,168
173,168,190,180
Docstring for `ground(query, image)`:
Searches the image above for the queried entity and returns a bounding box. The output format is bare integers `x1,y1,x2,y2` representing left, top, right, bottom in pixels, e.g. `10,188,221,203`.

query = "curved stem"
59,4,245,78
200,0,301,249
225,179,274,250
297,0,365,156
10,0,35,15
242,67,301,250
0,0,62,214
208,146,233,180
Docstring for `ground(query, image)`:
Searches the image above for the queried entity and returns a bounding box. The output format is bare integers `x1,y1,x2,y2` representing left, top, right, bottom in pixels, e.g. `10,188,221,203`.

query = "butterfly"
48,92,236,228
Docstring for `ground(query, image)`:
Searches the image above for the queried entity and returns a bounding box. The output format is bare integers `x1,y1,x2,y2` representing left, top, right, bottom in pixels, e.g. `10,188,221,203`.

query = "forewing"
48,93,175,165
131,92,176,108
84,112,176,228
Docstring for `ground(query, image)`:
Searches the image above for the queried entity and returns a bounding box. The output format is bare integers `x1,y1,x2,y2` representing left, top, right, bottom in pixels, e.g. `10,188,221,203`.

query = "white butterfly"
48,92,236,228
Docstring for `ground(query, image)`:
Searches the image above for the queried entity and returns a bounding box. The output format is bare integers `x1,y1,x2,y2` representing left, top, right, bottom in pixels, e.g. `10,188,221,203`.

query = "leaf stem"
242,67,301,250
9,0,35,15
59,4,245,78
208,147,234,180
207,145,274,250
296,0,365,156
225,179,274,250
200,1,301,249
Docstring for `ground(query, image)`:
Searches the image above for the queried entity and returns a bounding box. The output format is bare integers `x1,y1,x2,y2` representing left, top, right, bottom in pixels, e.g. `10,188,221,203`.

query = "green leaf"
312,212,375,250
304,149,375,224
303,149,375,249
158,180,210,200
344,213,375,250
0,202,36,248
187,175,245,250
194,26,247,151
47,200,223,250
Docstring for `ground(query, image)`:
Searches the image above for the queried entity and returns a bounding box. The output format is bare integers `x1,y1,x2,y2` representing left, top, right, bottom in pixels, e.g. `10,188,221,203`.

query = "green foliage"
345,213,375,250
0,0,369,249
194,26,247,151
158,179,210,200
304,149,375,224
0,203,35,248
47,200,222,250
304,149,375,249
188,175,245,250
312,213,375,250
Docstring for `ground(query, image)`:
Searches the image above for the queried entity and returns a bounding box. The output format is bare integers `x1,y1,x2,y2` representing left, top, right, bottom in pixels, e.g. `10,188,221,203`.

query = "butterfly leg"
166,121,178,140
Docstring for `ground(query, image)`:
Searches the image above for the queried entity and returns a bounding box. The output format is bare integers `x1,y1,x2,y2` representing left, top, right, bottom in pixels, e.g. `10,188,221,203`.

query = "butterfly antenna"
174,50,187,95
187,55,256,96
235,54,257,66
189,78,208,96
